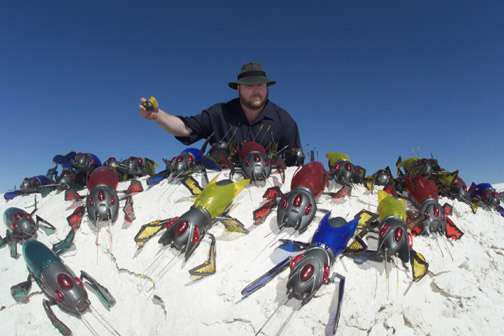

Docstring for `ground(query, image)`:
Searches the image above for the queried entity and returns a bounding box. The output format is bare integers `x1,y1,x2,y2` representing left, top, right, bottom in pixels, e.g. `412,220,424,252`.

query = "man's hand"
139,97,159,120
138,97,192,137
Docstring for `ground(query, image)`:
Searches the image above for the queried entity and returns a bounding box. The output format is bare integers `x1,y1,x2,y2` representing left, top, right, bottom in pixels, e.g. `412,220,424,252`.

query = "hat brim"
228,77,276,90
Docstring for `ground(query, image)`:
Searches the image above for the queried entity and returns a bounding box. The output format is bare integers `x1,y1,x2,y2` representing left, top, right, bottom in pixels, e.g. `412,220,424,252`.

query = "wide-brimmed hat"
228,62,276,89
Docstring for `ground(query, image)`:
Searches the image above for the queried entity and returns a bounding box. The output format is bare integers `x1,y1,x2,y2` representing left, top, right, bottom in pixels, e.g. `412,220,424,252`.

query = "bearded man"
139,62,301,152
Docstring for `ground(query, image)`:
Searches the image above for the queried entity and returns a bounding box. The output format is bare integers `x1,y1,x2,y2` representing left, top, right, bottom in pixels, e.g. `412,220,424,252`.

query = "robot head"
124,157,146,176
281,147,305,166
158,206,212,260
378,217,411,263
104,157,120,170
276,186,316,233
418,199,447,235
240,151,272,182
169,152,198,176
331,160,362,186
72,153,98,173
4,207,38,241
86,185,119,225
449,178,471,203
57,169,82,191
43,268,90,315
20,176,42,193
374,169,391,186
286,247,331,304
409,158,441,178
481,188,500,208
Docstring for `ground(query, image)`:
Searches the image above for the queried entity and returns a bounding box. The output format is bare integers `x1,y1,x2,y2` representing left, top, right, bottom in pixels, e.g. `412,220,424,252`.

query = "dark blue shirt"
175,98,301,150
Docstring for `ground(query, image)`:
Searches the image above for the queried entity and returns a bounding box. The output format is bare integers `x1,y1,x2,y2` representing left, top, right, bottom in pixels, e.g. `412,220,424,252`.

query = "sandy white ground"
1,168,503,336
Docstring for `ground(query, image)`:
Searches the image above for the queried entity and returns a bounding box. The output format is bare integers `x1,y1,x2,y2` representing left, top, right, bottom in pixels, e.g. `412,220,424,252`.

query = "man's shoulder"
264,100,295,121
202,99,242,122
269,100,288,113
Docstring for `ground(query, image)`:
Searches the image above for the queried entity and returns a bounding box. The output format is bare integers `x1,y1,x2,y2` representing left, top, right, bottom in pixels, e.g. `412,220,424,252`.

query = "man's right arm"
139,97,192,137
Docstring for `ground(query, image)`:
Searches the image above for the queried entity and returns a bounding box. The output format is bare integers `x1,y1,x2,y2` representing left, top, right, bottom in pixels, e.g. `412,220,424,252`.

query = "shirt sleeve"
174,110,215,146
277,112,302,149
289,121,302,148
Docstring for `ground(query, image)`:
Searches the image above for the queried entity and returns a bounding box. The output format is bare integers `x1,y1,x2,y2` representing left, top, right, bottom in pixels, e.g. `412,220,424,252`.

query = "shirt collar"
234,98,276,125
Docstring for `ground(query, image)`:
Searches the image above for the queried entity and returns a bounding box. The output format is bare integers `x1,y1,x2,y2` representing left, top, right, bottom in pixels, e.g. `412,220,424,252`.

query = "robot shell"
24,240,90,314
406,176,439,206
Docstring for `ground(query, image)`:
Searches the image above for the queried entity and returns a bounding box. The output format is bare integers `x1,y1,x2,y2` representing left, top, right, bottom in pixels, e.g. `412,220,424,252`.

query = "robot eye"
281,198,288,209
394,228,403,243
434,205,440,217
176,220,189,236
300,264,315,282
290,254,305,269
192,226,200,243
304,204,312,215
98,190,106,201
293,194,302,207
379,223,391,238
57,273,74,291
54,290,64,302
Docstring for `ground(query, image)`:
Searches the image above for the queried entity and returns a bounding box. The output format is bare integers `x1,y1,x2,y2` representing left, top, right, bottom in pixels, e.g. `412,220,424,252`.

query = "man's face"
238,84,268,110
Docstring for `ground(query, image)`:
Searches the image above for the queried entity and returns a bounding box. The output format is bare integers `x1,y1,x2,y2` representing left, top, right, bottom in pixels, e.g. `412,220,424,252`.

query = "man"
139,62,301,152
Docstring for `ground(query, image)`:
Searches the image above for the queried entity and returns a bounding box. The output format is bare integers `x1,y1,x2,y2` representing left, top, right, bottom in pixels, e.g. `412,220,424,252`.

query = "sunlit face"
238,84,268,110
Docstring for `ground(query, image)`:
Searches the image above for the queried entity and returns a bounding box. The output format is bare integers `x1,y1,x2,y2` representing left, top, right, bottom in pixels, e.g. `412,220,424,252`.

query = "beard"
239,91,268,110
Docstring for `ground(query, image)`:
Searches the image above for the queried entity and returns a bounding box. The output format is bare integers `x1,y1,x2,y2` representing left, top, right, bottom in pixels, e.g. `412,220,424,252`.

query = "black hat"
228,62,276,90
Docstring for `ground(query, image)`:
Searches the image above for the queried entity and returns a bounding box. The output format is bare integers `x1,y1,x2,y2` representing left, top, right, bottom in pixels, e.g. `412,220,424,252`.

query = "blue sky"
1,1,502,192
